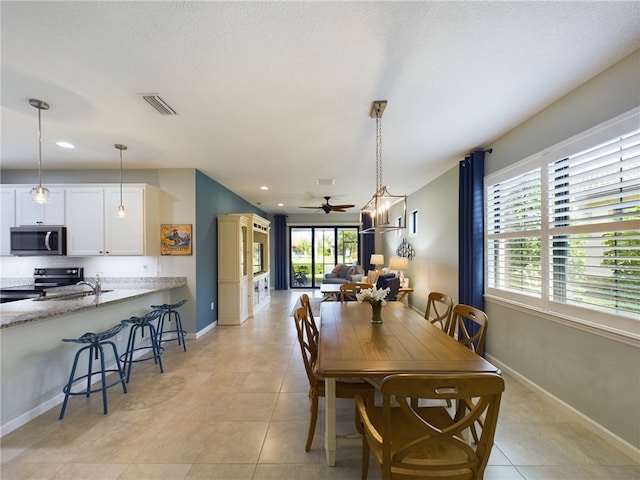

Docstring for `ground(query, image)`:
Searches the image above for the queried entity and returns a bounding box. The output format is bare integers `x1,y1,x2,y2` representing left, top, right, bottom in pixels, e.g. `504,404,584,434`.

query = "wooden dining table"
316,300,500,466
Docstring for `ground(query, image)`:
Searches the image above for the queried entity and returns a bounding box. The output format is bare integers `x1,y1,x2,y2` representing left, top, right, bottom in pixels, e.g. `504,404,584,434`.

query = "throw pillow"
338,265,351,278
332,264,343,274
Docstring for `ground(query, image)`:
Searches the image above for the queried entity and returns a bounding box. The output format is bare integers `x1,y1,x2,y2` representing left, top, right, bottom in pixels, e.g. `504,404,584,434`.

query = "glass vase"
370,301,383,324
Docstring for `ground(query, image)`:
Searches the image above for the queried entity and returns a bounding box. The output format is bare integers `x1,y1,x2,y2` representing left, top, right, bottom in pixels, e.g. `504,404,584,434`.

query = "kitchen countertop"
0,277,186,329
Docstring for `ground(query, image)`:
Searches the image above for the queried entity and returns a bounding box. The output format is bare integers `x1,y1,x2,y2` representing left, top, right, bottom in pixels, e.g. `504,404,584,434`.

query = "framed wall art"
161,224,192,255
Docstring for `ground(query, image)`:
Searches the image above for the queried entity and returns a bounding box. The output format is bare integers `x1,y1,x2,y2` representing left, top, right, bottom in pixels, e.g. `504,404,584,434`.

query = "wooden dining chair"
340,282,373,303
424,291,454,331
447,304,489,442
420,291,456,408
447,304,488,356
355,373,504,480
293,307,376,452
299,294,319,344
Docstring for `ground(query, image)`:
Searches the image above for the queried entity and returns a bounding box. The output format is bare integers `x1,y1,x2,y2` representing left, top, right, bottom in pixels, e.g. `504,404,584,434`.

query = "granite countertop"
0,277,186,329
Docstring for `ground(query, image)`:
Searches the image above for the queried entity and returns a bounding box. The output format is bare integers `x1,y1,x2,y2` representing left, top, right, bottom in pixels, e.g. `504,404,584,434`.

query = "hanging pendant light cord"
114,143,127,217
119,148,123,205
37,105,43,187
375,106,383,192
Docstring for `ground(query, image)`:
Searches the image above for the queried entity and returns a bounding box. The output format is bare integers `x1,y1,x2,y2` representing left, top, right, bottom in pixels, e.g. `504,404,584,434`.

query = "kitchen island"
0,277,186,435
0,277,186,329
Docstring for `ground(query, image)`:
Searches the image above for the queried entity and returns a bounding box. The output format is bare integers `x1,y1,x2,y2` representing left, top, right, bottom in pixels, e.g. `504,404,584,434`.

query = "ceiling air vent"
316,179,335,186
139,94,177,115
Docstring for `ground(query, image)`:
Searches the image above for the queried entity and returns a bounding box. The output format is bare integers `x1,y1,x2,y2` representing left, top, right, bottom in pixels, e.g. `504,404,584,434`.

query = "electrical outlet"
210,302,214,310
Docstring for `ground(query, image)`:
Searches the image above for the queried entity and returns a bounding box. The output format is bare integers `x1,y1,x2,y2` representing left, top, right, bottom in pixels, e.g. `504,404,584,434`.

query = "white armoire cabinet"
217,213,270,325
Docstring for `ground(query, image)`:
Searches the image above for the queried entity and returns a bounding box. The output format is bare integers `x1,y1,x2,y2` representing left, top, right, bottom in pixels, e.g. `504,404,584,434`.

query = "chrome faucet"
76,274,102,296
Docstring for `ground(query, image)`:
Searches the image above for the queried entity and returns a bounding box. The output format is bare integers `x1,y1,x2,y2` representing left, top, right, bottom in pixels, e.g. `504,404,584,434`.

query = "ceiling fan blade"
331,208,347,212
332,204,355,209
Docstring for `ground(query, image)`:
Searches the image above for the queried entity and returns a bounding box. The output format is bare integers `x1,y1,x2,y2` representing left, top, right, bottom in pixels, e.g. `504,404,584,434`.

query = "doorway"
290,226,359,288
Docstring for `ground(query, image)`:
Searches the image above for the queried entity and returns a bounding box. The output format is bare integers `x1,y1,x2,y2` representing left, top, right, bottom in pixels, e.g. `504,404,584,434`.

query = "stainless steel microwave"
10,226,67,256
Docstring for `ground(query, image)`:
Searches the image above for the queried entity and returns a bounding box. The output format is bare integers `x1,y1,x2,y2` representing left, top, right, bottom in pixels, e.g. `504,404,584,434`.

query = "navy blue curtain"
273,214,288,289
360,214,374,271
459,150,487,340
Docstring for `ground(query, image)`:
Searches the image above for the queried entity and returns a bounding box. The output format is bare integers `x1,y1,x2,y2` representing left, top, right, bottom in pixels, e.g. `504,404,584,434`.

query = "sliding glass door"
290,226,359,288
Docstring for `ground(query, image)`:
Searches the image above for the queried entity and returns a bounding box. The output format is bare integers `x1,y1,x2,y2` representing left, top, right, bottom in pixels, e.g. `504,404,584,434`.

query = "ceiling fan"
299,196,355,214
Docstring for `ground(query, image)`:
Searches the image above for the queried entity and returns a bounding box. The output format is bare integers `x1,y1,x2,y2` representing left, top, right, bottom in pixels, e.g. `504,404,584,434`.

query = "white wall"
392,49,640,452
484,50,640,451
380,166,459,314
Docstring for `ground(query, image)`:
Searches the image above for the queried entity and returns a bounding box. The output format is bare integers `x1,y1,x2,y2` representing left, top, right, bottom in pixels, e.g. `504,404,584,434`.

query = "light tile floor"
1,289,638,480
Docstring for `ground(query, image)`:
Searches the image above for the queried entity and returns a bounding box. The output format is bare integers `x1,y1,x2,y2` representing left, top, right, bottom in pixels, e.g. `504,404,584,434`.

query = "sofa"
323,264,365,284
375,273,400,301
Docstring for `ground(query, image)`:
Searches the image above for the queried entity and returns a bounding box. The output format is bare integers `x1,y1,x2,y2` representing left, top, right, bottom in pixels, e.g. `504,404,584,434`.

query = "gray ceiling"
2,1,639,214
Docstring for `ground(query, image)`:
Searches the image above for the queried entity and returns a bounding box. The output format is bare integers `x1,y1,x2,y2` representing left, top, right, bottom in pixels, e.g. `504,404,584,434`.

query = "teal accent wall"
194,170,265,332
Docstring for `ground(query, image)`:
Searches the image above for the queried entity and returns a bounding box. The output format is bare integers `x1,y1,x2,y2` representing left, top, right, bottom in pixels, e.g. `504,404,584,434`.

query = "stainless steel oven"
10,226,67,256
0,267,83,303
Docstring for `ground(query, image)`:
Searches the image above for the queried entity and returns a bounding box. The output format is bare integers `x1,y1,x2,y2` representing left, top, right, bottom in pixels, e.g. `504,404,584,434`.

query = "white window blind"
485,108,640,340
487,168,542,297
547,129,640,317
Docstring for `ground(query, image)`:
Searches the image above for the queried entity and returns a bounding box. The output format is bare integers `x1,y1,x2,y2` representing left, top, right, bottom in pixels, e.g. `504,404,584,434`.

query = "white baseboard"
195,321,216,339
486,353,640,461
0,394,64,437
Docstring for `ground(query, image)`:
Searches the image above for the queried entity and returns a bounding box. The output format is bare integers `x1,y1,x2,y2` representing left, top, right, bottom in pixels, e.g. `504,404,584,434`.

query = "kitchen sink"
33,290,114,301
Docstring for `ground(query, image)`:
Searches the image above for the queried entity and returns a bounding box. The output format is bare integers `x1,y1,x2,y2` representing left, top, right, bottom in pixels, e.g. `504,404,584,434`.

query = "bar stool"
120,310,164,383
59,322,127,420
152,299,188,352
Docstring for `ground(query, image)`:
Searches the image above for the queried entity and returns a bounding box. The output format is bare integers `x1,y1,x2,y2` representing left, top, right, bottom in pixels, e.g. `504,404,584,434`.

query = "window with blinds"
547,130,639,317
485,108,639,338
487,168,542,297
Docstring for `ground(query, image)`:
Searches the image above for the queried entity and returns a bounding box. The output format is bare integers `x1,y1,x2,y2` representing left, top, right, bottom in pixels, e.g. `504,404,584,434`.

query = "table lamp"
389,256,409,287
370,254,385,271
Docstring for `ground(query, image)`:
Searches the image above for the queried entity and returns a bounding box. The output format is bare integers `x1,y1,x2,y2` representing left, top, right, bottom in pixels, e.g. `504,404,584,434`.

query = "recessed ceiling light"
260,185,269,191
56,141,75,149
277,203,284,207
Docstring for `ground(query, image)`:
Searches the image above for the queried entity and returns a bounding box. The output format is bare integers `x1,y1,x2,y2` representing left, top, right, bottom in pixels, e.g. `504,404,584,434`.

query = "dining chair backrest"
339,282,373,303
293,306,319,388
356,372,504,480
448,303,488,356
424,291,454,331
299,294,319,344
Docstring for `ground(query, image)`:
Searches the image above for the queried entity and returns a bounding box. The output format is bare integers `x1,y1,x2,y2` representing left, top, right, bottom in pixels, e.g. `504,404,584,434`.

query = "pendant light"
29,99,50,204
360,100,407,234
114,144,127,218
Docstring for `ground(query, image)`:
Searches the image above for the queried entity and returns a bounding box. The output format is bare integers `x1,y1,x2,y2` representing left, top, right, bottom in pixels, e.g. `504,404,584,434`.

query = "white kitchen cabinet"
66,185,159,256
65,189,104,255
104,187,145,255
15,188,65,226
218,213,270,325
0,188,16,255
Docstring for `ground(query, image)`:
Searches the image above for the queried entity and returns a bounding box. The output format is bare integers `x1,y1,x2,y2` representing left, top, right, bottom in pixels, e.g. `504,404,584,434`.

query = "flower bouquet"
356,286,390,324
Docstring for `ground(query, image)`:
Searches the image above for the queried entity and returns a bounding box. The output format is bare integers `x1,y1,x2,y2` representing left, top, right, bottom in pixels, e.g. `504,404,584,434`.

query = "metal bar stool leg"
59,344,90,420
104,340,127,395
